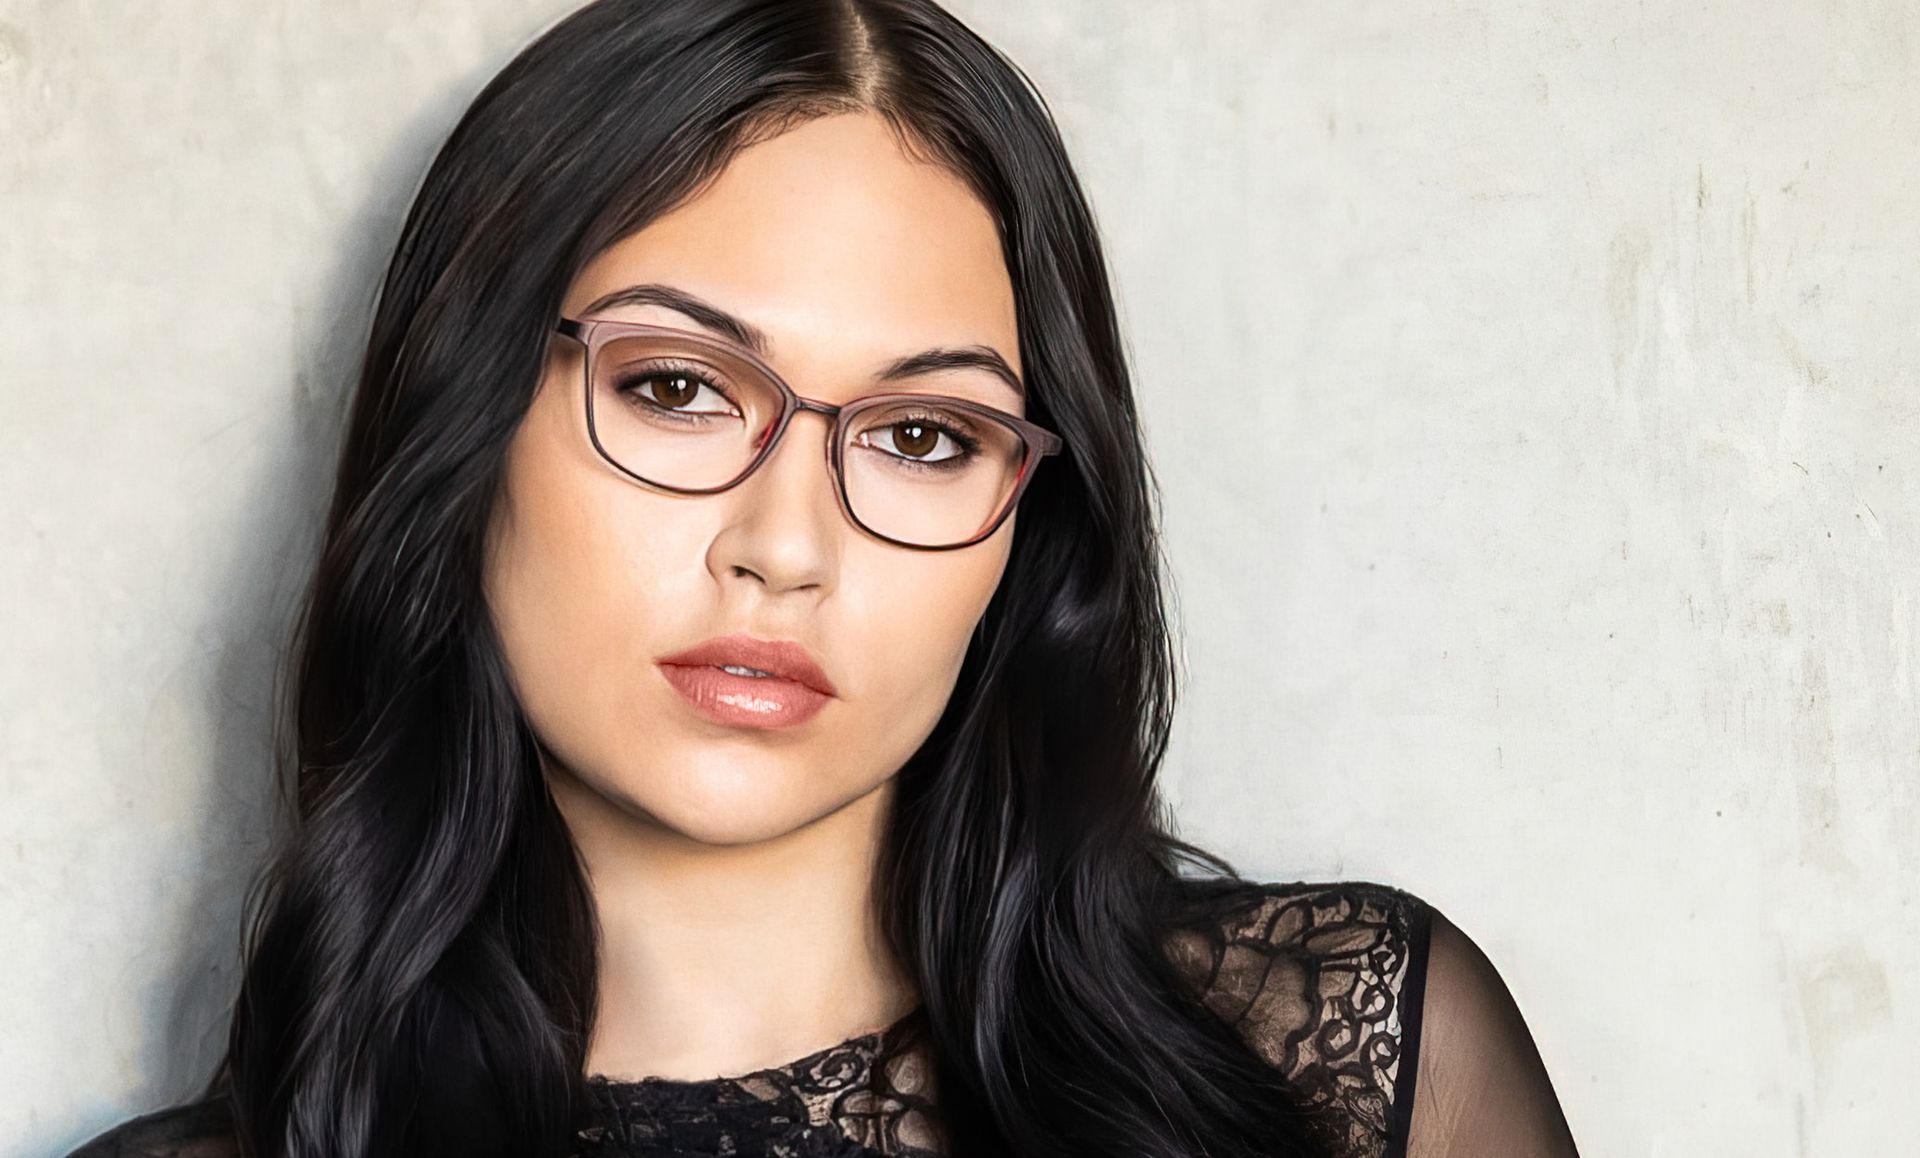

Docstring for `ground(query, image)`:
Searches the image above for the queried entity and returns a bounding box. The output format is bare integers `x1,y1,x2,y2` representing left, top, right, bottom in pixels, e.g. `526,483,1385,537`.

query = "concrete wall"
3,2,1913,1154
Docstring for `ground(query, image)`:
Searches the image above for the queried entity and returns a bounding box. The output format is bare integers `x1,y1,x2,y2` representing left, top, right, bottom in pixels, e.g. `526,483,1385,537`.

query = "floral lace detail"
1163,880,1431,1158
573,1009,943,1158
571,880,1429,1158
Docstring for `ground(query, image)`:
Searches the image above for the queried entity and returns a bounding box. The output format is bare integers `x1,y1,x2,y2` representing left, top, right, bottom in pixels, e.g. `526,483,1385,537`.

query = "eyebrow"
576,282,1025,399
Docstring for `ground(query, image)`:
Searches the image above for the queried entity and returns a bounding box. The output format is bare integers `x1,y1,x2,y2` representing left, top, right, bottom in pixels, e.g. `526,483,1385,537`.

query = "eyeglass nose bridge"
790,395,844,424
750,392,847,473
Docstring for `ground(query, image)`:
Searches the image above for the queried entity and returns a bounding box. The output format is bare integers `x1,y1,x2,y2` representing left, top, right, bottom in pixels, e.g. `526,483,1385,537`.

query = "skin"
481,110,1023,1081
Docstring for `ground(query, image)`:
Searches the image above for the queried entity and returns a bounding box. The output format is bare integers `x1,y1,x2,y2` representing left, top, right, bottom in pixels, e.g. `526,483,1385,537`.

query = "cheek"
482,374,706,755
846,535,1009,728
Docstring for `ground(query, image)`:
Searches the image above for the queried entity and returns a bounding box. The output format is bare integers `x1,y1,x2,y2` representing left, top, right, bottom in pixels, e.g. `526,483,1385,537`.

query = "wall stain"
1606,225,1651,403
1741,191,1757,307
1773,319,1830,389
1746,600,1793,636
1796,948,1893,1096
0,22,27,72
1792,650,1852,876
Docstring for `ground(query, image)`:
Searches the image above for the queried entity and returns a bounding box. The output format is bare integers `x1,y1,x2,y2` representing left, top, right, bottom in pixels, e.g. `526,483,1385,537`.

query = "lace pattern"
573,1010,943,1158
1163,880,1431,1158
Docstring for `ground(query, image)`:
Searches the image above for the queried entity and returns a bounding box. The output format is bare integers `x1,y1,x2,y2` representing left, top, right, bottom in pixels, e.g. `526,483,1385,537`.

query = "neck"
548,764,917,1083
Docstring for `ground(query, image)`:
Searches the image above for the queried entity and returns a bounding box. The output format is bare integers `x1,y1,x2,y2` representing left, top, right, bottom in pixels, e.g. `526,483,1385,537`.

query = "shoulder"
1162,877,1435,1154
64,1096,240,1158
1166,876,1431,950
1162,877,1434,1030
1401,908,1578,1156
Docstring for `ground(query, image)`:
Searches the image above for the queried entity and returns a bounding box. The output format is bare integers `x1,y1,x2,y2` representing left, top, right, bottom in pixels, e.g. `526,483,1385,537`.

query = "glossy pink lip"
655,634,836,731
656,634,837,696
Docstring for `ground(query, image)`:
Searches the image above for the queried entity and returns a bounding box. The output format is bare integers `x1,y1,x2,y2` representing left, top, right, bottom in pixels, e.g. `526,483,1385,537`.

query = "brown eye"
852,407,982,473
890,421,940,458
612,365,739,419
634,372,699,409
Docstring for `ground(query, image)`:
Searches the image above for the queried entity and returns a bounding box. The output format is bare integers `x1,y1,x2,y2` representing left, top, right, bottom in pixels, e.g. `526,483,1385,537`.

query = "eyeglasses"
552,317,1065,550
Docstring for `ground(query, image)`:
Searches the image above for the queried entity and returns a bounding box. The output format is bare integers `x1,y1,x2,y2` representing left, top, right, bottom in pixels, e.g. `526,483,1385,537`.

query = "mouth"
655,633,836,730
655,633,837,697
655,662,832,730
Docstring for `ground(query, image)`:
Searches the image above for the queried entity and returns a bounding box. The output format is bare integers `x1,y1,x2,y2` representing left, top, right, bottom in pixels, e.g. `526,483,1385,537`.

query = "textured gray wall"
3,2,1913,1155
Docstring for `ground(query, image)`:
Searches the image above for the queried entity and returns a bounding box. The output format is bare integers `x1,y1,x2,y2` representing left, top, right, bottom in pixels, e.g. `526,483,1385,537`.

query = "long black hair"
219,1,1327,1155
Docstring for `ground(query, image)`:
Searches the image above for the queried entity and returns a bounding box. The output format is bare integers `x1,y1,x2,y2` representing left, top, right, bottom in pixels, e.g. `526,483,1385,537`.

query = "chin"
605,756,873,847
647,798,824,847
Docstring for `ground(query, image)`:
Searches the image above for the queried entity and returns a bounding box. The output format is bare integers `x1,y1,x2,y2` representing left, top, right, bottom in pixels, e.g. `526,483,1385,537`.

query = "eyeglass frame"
552,316,1066,551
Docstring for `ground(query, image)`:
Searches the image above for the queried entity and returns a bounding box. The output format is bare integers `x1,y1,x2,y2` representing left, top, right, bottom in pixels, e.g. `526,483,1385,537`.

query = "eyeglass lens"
586,332,1031,548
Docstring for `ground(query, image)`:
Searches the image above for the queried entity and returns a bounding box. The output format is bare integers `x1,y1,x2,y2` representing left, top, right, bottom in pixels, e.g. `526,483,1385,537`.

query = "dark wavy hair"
215,1,1325,1155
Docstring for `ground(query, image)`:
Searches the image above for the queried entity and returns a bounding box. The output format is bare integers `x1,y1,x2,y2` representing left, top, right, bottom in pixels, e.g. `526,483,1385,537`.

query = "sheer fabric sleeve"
1402,909,1579,1158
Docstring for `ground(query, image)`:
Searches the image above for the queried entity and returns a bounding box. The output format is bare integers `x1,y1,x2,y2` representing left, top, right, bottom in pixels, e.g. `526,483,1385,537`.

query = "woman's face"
484,110,1022,846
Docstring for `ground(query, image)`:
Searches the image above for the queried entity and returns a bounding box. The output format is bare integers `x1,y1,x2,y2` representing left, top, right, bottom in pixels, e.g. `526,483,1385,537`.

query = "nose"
704,406,842,595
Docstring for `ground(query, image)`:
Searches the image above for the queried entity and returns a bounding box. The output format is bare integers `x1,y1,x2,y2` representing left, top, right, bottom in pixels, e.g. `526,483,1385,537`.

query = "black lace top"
575,1005,942,1158
76,879,1568,1158
566,880,1431,1158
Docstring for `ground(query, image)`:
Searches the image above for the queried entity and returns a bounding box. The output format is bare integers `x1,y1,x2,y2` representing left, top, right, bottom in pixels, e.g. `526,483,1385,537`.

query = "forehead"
563,111,1020,383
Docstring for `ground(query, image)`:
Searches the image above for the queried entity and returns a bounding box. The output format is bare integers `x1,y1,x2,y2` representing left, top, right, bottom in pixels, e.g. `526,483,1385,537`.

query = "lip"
655,633,837,731
656,634,837,696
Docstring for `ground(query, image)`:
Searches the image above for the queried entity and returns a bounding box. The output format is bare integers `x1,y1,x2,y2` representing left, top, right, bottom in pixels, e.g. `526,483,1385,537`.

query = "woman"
69,1,1577,1155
